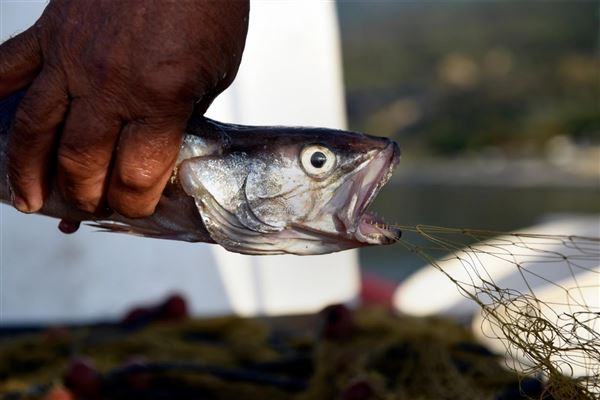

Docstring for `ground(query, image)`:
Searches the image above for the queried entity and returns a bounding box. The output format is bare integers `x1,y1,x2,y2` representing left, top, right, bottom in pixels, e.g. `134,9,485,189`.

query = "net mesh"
393,225,600,399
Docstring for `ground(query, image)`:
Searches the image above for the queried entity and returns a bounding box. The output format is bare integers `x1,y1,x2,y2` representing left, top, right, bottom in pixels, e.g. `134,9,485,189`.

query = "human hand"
0,0,248,217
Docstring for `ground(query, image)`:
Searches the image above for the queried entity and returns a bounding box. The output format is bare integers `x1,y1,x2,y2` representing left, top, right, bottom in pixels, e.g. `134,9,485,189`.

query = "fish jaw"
332,141,402,247
342,141,401,245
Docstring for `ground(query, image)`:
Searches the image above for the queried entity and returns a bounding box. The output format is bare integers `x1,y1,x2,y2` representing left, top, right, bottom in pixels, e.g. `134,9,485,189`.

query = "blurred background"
337,1,600,281
1,2,599,398
0,0,598,319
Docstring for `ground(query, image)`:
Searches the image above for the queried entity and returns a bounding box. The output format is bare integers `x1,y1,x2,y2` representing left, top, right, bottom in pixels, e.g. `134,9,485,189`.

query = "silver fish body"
0,92,400,255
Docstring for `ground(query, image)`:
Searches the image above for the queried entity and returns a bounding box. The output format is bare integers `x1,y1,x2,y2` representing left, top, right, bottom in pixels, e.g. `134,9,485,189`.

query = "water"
359,183,600,282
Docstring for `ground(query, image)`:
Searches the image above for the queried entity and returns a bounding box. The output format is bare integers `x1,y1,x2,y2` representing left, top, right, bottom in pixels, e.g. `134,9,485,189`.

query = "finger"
0,26,42,97
57,99,121,214
108,120,185,218
8,70,67,212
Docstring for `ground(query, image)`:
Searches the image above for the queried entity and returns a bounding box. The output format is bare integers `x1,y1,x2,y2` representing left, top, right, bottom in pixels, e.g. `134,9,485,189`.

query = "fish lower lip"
356,212,401,243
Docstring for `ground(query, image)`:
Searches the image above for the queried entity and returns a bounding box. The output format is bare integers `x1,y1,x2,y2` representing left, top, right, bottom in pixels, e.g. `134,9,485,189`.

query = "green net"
393,225,599,399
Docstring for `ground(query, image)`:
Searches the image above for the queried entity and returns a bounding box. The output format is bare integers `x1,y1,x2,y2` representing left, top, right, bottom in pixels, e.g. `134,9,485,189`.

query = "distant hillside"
337,1,599,156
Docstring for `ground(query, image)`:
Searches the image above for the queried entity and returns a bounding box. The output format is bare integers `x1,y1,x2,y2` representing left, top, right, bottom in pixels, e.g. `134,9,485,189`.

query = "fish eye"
311,152,327,168
300,145,336,178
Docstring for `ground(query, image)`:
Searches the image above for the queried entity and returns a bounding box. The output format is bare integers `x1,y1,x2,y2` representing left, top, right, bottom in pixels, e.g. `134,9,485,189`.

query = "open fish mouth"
356,211,401,244
329,141,401,246
355,142,402,244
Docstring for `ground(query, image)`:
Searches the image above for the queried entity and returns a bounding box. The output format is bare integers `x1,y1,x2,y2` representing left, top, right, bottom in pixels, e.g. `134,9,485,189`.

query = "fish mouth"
356,211,401,244
339,141,401,245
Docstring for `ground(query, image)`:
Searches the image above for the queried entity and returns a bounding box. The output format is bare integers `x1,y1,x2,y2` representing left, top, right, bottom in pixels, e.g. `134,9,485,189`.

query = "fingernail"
11,193,42,213
12,194,31,213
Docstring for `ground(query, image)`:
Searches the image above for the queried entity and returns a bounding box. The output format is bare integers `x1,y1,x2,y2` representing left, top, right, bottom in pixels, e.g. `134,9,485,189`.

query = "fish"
0,92,401,255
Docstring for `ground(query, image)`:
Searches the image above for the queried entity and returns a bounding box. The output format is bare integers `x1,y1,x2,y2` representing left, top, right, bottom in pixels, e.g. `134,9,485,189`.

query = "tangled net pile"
394,225,600,399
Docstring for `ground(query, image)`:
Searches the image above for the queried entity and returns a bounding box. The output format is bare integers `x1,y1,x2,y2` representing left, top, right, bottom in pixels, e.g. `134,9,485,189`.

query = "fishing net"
393,224,600,399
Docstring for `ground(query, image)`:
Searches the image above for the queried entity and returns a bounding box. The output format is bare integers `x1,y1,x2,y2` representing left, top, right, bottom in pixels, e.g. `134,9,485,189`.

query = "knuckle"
57,146,98,177
86,55,124,84
138,65,196,101
115,167,159,194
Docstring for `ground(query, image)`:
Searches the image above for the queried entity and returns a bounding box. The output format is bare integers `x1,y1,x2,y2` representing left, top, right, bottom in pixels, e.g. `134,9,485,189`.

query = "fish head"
179,123,400,255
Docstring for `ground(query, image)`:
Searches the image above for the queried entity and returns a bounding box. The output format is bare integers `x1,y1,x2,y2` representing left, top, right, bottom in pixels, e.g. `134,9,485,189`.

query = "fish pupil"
311,152,327,168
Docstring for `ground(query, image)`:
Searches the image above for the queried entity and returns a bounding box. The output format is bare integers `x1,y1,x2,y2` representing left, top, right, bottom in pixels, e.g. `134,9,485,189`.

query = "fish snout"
382,138,401,168
391,140,401,166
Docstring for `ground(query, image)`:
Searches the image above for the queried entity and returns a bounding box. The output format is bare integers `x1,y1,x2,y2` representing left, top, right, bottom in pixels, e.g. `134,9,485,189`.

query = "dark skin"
0,0,249,217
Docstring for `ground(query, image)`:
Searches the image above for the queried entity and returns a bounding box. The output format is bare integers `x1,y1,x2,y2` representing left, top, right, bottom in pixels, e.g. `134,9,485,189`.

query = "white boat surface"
393,214,600,318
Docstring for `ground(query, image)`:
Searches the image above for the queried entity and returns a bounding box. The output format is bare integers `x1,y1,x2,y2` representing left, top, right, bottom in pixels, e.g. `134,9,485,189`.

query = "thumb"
0,26,42,98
